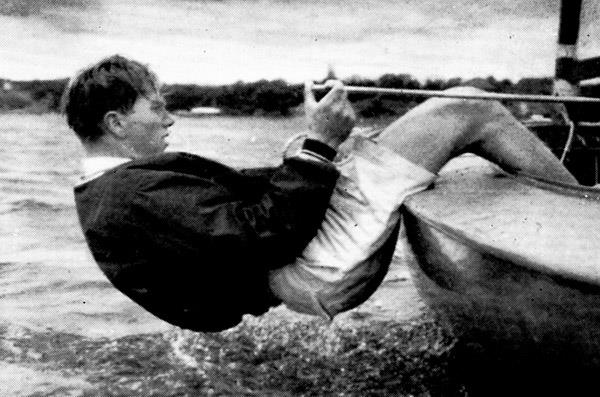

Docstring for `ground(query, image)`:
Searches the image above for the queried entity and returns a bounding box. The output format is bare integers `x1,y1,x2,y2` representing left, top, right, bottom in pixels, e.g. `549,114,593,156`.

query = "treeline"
165,80,302,116
0,74,566,117
0,79,68,113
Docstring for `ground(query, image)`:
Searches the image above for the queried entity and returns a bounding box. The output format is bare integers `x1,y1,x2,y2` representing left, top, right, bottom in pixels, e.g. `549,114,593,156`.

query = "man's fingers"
320,80,347,105
304,80,317,107
344,100,356,118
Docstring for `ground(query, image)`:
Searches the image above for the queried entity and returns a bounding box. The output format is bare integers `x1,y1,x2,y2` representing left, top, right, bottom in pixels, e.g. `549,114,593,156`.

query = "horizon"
0,71,556,86
1,0,599,84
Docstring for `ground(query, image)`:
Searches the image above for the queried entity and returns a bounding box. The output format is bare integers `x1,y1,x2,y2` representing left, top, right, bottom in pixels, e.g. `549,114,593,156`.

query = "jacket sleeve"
129,155,339,270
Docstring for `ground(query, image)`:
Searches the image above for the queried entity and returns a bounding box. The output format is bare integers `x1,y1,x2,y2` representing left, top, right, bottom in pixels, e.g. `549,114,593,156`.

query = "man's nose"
164,113,175,127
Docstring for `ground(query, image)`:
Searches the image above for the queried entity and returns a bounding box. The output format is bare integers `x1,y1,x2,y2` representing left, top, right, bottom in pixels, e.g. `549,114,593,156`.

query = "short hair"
63,54,159,141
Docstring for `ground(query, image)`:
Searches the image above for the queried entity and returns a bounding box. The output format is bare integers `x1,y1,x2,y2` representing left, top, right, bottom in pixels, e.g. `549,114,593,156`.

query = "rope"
312,85,600,104
578,121,600,128
558,105,576,163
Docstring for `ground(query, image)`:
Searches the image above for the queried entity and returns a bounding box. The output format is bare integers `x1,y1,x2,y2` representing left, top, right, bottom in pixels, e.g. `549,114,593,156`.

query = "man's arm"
129,151,338,268
130,82,356,269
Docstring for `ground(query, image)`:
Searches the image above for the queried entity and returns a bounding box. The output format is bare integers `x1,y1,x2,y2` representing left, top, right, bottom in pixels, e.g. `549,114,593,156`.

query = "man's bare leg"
377,87,577,184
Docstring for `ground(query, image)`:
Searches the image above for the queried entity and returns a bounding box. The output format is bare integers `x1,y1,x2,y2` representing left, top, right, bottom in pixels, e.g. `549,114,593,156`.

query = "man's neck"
83,137,133,159
77,138,134,184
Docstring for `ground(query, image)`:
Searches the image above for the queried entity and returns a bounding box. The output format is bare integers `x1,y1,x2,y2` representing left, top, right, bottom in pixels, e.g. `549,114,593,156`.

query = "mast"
555,0,584,86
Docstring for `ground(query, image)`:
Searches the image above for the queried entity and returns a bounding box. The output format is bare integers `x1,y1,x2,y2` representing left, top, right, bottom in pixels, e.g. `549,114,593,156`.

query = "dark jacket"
74,151,338,332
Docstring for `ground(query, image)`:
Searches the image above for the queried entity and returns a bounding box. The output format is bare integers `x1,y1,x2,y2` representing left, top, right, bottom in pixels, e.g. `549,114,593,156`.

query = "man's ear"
103,111,128,139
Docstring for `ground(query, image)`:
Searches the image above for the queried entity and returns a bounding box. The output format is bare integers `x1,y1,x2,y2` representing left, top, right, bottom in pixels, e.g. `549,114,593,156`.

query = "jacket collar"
79,156,131,184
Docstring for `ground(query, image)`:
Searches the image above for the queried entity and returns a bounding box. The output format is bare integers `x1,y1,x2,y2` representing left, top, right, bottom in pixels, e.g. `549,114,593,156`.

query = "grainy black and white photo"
1,0,600,395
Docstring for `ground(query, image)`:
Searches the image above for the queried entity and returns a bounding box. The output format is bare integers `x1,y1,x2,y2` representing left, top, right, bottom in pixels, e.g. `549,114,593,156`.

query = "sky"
0,0,598,84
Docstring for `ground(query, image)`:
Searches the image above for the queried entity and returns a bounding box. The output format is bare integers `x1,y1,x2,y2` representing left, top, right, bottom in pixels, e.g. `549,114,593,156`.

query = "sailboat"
401,0,600,393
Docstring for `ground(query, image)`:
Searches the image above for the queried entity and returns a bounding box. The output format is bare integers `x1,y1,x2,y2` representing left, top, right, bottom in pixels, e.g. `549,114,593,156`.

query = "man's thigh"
377,88,490,173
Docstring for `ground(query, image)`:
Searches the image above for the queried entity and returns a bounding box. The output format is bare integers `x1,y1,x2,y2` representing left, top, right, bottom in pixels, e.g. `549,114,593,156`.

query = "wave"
0,281,68,299
63,280,113,292
1,199,69,214
0,279,112,299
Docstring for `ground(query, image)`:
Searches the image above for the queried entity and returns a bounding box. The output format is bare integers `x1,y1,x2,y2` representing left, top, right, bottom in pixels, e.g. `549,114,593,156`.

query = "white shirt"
80,156,131,184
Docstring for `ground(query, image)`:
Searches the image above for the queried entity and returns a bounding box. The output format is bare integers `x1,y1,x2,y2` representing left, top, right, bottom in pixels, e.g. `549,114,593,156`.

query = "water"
0,113,431,395
0,113,309,337
0,113,422,340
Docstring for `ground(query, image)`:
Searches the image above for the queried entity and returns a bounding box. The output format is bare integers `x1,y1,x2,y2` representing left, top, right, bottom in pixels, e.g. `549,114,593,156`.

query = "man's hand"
553,79,580,98
305,80,356,150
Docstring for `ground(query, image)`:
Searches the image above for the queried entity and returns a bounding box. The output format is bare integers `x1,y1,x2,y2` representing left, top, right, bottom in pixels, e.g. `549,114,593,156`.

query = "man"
67,55,575,331
67,55,354,332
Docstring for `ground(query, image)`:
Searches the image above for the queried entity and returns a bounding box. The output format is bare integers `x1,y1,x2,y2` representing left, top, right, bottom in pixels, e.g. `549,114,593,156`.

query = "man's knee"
432,87,516,138
443,86,485,95
379,86,517,169
392,86,500,127
429,86,504,116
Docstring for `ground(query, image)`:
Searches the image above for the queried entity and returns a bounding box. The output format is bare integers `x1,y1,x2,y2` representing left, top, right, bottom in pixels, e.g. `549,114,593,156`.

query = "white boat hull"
403,164,600,394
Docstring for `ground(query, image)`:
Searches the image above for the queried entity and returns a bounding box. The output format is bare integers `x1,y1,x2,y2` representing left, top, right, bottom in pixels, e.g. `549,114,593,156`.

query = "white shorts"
269,135,436,318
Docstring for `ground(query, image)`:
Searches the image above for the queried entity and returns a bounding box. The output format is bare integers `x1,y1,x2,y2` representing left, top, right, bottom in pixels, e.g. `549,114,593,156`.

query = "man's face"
120,92,175,159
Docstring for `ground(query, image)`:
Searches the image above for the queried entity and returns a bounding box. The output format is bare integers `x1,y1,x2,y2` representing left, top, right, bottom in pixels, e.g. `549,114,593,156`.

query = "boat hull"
402,162,600,393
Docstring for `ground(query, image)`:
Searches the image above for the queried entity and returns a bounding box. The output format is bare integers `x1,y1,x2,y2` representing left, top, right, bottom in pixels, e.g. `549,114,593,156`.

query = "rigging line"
312,85,600,104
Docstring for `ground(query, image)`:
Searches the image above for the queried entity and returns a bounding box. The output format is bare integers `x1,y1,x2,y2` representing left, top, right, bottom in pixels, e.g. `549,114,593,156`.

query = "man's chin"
143,146,168,157
157,141,169,152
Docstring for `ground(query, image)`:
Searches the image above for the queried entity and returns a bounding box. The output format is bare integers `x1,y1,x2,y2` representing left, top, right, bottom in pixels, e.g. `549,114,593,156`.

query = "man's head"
64,54,174,158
